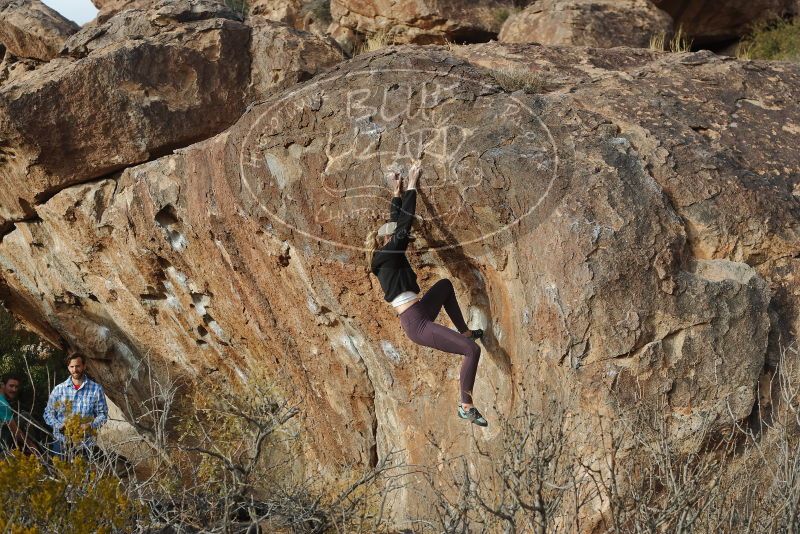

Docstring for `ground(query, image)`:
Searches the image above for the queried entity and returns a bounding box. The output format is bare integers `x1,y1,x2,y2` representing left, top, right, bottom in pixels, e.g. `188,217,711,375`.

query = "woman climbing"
365,161,488,427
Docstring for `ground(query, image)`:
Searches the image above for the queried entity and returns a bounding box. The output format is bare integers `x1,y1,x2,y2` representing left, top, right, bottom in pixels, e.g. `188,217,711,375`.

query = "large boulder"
248,16,345,100
0,0,344,231
0,46,40,85
1,43,797,525
652,0,797,45
499,0,673,48
0,0,250,231
329,0,509,44
249,0,333,36
90,0,168,23
0,0,79,61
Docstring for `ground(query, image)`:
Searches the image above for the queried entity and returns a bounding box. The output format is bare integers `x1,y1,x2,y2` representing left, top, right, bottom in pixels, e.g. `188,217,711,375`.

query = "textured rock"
249,0,333,36
0,46,41,85
248,16,344,100
90,0,166,24
0,0,344,231
1,43,798,525
499,0,673,48
327,20,361,55
0,1,249,231
0,0,79,60
652,0,797,45
329,0,509,44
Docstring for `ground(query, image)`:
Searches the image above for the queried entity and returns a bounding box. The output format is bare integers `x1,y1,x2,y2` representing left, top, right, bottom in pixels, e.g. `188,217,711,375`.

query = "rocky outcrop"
249,0,333,36
0,46,40,85
0,0,79,61
1,40,798,525
329,0,509,44
499,0,673,48
652,0,797,45
248,17,344,99
0,0,344,231
0,1,250,231
90,0,162,24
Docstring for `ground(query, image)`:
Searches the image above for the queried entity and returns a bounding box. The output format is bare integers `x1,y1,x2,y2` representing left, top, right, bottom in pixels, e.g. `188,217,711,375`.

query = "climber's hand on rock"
408,161,422,189
389,171,402,196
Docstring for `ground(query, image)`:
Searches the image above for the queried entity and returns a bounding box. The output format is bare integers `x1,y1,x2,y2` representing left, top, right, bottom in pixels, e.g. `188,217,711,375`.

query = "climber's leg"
399,306,481,405
417,278,469,333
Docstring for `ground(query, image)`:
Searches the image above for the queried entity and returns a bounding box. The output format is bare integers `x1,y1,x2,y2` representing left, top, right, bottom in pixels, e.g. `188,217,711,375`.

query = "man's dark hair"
66,353,86,365
1,373,21,385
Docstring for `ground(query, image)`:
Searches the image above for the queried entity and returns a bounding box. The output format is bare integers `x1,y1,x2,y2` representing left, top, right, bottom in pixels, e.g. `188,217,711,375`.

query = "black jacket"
371,189,421,302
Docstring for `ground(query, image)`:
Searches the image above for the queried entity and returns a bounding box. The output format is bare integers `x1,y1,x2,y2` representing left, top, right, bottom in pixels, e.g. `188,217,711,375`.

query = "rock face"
0,0,344,231
499,0,673,48
248,17,344,100
329,0,509,44
0,0,79,60
1,35,799,526
651,0,797,45
0,47,40,85
0,1,250,231
249,0,333,36
90,0,162,23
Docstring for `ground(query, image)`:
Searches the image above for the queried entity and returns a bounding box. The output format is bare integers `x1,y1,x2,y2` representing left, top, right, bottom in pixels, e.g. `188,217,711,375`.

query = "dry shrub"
2,355,407,533
490,67,548,94
0,433,137,533
649,25,693,53
357,30,392,55
649,31,666,52
423,341,800,533
7,342,800,533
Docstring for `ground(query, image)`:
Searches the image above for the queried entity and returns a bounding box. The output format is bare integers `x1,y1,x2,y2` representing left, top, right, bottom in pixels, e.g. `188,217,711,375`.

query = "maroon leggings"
398,279,481,404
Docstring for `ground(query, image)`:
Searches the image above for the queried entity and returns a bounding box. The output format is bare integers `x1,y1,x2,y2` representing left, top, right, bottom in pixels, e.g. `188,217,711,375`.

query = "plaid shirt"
44,376,108,444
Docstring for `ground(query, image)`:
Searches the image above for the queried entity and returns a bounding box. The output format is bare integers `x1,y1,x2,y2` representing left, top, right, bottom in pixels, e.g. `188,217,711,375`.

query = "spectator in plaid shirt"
43,353,108,454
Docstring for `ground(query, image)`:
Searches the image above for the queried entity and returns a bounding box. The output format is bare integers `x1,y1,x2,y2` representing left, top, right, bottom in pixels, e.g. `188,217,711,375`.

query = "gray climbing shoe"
469,329,484,340
458,404,488,427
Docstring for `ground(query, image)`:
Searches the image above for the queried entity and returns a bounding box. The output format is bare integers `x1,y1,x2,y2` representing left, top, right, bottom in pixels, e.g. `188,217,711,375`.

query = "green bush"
494,8,512,26
739,17,800,61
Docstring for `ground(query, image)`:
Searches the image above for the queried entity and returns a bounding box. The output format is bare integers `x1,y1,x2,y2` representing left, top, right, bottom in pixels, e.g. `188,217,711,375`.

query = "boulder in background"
0,0,79,61
499,0,673,48
329,0,510,44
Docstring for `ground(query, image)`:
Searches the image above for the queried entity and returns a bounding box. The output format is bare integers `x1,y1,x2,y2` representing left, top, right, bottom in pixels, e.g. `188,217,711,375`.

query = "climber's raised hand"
387,170,402,197
408,161,422,189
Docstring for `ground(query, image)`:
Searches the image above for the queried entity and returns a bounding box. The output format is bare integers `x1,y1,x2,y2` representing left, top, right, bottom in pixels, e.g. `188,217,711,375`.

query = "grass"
224,0,248,19
738,17,800,61
670,26,693,52
649,25,693,53
490,67,547,94
356,29,392,55
649,31,666,52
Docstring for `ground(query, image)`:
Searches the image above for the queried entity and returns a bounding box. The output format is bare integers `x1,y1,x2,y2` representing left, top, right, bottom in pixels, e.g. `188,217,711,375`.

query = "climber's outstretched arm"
389,172,402,222
383,163,421,252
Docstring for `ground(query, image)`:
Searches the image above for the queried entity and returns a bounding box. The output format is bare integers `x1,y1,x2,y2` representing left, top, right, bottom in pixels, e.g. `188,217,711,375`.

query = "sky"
41,0,99,26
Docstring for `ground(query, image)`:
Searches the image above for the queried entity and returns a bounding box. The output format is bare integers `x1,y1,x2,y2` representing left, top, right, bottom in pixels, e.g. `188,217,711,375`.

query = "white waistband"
391,291,419,307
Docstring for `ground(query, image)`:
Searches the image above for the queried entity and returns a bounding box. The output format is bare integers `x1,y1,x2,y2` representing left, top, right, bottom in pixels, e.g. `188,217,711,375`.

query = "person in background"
0,373,39,453
43,353,108,456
